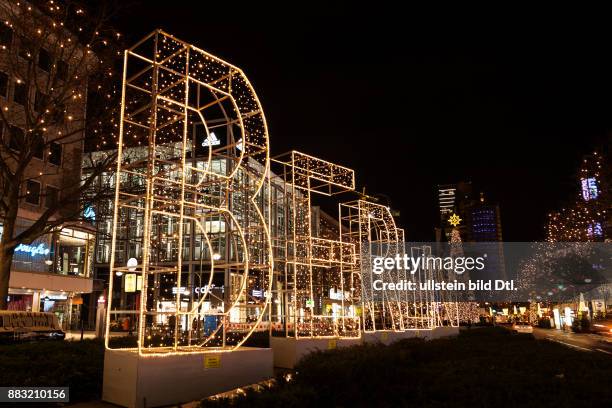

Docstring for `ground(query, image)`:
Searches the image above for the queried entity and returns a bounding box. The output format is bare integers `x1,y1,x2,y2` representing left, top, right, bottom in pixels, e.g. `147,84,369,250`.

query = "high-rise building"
438,184,456,222
437,182,474,240
436,183,505,284
436,182,503,242
467,193,503,242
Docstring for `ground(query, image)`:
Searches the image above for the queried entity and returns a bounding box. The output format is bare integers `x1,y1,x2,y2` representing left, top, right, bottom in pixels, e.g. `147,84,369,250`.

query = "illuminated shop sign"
44,295,68,301
171,287,189,295
581,177,599,201
84,205,96,221
194,286,210,294
171,286,227,295
201,132,221,147
329,288,348,300
15,243,50,256
587,222,603,238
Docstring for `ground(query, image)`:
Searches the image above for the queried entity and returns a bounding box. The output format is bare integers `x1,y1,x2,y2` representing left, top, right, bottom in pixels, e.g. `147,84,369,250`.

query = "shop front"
4,221,95,330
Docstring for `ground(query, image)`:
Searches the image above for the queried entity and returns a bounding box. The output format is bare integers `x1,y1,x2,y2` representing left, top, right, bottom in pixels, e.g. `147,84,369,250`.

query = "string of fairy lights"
10,2,469,352
107,26,465,349
514,151,609,315
0,1,120,148
271,151,359,338
105,29,273,353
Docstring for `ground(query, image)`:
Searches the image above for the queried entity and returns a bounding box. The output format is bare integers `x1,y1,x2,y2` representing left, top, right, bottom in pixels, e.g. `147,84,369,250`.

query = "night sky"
108,3,611,241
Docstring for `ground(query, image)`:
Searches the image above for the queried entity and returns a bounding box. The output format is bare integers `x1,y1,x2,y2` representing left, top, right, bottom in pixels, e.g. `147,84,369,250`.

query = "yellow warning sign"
328,339,337,350
204,355,221,369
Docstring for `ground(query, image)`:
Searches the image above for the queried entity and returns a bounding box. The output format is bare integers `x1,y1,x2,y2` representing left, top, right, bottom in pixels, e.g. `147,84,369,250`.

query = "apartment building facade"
0,1,95,329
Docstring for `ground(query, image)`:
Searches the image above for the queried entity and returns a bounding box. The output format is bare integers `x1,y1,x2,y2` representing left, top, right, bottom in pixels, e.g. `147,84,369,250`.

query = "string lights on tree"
546,151,609,243
0,0,121,309
447,218,479,324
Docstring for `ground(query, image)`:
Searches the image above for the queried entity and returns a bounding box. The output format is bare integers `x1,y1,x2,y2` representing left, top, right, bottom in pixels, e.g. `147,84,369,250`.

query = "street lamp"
127,257,138,271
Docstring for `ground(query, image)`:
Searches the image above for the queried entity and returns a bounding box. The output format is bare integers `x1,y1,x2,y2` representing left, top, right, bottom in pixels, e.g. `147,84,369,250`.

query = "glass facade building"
87,146,352,338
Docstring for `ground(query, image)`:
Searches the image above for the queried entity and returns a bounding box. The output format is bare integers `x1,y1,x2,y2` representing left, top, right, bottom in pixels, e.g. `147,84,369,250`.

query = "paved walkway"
65,330,97,340
64,331,131,341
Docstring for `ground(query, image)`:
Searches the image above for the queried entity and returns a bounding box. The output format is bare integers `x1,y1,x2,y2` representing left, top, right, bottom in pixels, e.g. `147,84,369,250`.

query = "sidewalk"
64,331,129,341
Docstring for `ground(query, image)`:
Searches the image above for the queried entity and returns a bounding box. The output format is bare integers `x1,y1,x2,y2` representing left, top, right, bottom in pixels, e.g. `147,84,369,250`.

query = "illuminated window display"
51,228,94,277
1,222,93,277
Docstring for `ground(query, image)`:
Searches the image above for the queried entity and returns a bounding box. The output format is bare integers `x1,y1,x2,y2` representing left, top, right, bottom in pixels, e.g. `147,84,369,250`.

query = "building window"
18,37,34,60
53,228,94,277
35,90,48,113
13,81,28,105
45,185,59,208
38,48,52,72
0,72,8,97
56,60,68,82
97,239,111,263
51,102,66,124
25,180,41,205
9,126,24,151
49,142,62,166
0,25,12,48
32,130,44,159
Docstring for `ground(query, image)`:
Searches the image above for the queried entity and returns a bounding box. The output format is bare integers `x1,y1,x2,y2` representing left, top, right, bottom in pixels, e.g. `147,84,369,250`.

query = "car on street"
592,321,612,336
512,322,533,334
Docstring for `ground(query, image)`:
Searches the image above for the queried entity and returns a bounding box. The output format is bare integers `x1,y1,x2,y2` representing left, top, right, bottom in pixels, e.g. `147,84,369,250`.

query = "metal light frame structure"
105,30,273,354
340,200,447,332
270,151,360,338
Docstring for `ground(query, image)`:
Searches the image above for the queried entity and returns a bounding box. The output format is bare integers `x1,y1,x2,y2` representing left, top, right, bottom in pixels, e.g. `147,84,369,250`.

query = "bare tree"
0,0,121,309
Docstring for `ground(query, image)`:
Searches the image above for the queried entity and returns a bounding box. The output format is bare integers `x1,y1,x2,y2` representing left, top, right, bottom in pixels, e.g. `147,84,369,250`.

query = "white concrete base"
270,336,361,368
102,347,273,408
362,330,423,345
362,326,460,345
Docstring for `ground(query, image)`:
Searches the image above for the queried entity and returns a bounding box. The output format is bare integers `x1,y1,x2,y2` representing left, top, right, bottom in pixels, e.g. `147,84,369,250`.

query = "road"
533,327,612,355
